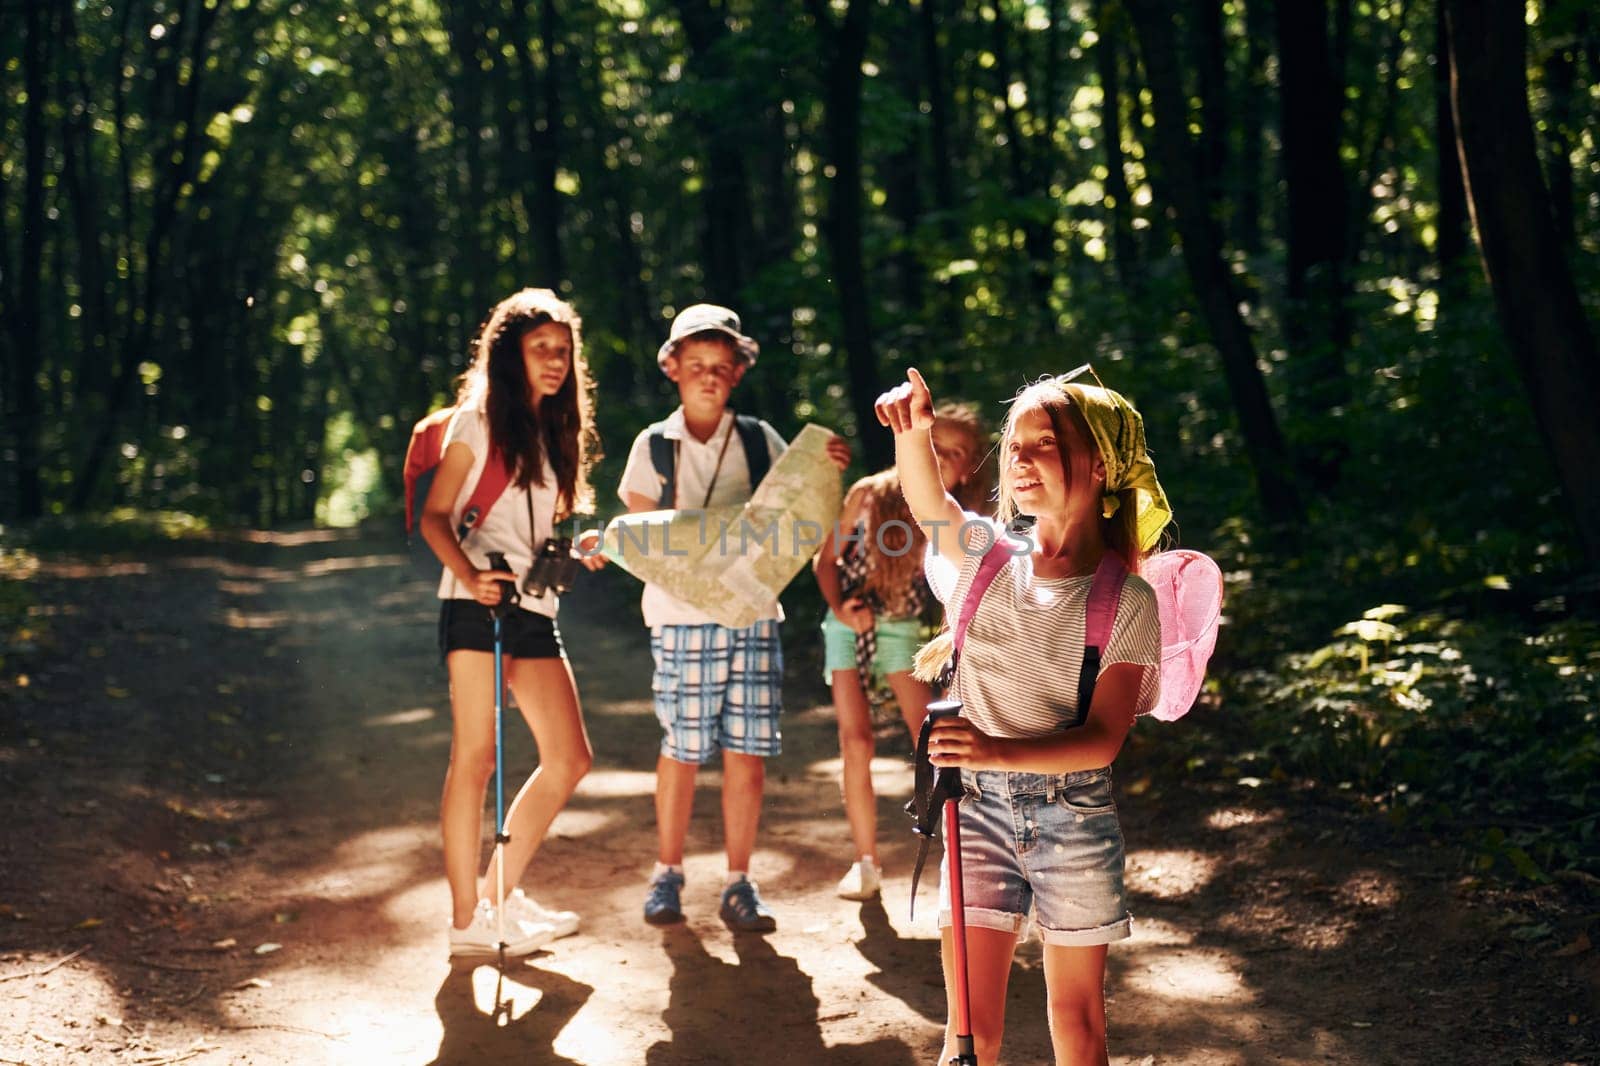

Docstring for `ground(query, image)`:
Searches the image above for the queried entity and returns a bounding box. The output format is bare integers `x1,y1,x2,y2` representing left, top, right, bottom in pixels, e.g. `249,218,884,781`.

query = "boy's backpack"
402,406,514,578
938,535,1224,723
647,414,771,508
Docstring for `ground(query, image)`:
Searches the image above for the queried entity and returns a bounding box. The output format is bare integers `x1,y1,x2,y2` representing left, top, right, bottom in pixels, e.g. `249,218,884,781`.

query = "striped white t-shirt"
926,516,1161,740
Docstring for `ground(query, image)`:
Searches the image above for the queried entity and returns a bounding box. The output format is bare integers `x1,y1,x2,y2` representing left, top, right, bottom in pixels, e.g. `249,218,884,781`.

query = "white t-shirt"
926,515,1161,741
435,403,560,619
616,407,788,629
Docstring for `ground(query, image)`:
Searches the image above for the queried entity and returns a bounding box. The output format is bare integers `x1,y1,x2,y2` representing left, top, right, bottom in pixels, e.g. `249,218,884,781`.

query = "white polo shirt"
617,407,788,628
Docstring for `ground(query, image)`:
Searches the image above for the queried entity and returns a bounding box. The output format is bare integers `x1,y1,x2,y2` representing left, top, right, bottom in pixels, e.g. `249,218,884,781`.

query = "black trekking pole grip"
484,551,519,619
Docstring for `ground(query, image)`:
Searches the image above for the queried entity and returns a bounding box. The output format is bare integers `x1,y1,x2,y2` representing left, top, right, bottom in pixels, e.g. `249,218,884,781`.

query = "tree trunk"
1433,2,1469,294
1095,0,1139,292
1273,0,1351,489
674,0,756,300
1125,0,1303,524
1237,0,1271,254
1193,0,1227,210
1539,41,1575,248
1444,0,1600,566
13,0,50,519
807,0,887,468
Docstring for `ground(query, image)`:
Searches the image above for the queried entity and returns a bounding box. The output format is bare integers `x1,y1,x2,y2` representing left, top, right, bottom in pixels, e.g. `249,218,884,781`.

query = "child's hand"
832,597,874,634
825,434,852,471
874,367,935,434
470,569,511,606
928,714,1002,769
575,528,606,571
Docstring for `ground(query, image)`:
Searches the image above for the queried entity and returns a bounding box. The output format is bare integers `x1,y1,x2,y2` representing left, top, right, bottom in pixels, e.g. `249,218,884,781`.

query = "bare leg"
885,670,933,741
655,754,699,866
831,668,878,861
721,751,765,873
1041,943,1110,1066
440,650,498,929
479,656,593,901
940,924,1019,1065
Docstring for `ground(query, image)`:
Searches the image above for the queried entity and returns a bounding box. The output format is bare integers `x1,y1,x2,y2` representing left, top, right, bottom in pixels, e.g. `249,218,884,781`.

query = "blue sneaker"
718,877,777,933
644,869,685,925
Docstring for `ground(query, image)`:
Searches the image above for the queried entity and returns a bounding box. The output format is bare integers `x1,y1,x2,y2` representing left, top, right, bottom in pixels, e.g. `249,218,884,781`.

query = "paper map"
602,424,844,627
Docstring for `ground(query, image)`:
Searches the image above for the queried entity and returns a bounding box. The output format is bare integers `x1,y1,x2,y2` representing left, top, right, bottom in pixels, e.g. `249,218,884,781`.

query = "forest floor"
0,524,1595,1065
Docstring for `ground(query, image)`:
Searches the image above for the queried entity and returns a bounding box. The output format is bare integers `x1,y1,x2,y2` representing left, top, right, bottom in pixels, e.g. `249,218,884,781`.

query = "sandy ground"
1,526,1594,1065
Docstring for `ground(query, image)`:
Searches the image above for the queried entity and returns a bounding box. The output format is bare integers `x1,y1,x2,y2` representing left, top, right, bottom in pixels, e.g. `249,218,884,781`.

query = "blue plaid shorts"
650,621,783,763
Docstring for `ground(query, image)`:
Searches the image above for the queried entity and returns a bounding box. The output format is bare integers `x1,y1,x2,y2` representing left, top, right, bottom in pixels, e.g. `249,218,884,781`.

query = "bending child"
812,403,987,901
875,366,1169,1066
609,304,850,932
419,288,605,957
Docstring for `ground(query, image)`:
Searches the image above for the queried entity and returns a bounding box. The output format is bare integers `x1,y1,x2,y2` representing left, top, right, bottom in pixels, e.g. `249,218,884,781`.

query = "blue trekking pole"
484,551,519,963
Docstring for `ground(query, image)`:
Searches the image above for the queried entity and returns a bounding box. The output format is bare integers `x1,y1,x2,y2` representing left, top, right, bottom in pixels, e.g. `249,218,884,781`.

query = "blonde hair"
932,401,990,513
852,468,925,613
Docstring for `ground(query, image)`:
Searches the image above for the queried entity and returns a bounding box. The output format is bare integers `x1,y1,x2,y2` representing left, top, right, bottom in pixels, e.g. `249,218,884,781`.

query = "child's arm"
927,663,1143,772
875,368,967,567
813,481,873,631
419,441,507,606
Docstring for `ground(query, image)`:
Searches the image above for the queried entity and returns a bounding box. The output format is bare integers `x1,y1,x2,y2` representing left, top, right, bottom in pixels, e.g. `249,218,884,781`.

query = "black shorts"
438,599,565,660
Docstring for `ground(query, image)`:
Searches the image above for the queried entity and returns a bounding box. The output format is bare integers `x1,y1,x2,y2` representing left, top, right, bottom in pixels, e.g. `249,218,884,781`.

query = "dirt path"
1,527,1593,1065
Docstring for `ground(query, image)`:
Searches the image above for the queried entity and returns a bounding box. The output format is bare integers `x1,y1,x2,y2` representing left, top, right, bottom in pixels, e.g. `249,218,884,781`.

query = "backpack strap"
1075,552,1129,725
906,532,1017,916
648,413,771,509
456,451,514,542
947,534,1018,675
647,424,676,508
733,414,771,488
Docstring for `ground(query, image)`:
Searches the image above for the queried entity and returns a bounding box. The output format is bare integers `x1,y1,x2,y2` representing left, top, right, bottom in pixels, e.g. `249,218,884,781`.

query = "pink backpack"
953,541,1223,722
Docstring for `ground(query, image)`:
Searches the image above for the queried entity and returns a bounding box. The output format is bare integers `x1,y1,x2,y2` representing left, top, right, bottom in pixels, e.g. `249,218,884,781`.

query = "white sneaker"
448,900,556,958
836,859,882,901
503,888,580,940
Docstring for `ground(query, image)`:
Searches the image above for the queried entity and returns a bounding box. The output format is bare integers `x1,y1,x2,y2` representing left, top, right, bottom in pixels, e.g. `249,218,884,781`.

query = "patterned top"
925,515,1161,741
837,520,930,688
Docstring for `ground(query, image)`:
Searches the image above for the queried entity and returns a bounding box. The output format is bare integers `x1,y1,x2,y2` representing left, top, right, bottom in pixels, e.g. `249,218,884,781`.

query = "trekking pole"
485,551,519,965
929,699,977,1066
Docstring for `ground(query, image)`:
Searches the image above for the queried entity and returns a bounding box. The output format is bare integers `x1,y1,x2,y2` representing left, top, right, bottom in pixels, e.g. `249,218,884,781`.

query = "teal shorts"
820,612,923,684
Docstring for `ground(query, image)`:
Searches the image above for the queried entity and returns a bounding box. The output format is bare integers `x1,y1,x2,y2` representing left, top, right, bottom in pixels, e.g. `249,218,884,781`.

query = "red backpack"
402,406,513,575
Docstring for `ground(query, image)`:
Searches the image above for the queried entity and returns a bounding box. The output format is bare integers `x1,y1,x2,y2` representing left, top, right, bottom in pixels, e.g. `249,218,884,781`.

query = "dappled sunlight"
1126,848,1218,899
576,768,660,798
242,529,347,546
1336,869,1402,909
299,553,408,576
1126,915,1195,946
364,707,438,728
1205,806,1280,830
39,560,150,579
802,754,918,796
276,823,435,905
223,606,290,630
545,807,615,839
0,955,126,1055
1120,947,1254,1003
577,697,656,719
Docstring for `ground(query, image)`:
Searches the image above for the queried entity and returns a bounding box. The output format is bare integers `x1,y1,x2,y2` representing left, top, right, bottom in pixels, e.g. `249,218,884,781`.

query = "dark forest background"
2,1,1597,885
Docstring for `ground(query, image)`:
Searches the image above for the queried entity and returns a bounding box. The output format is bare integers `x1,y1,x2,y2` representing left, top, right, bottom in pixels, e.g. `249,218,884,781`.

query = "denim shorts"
650,621,783,763
819,613,922,682
937,768,1131,947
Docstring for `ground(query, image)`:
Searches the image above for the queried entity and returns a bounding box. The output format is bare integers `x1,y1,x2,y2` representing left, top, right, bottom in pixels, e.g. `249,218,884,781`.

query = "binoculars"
522,537,583,599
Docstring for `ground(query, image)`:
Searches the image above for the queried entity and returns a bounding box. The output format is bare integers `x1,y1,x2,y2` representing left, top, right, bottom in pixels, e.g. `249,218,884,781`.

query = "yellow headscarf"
1056,372,1171,552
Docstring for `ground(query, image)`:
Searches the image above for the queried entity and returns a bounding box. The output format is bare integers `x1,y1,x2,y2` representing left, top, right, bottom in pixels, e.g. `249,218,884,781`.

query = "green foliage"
1228,584,1600,882
15,509,213,554
0,546,40,678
